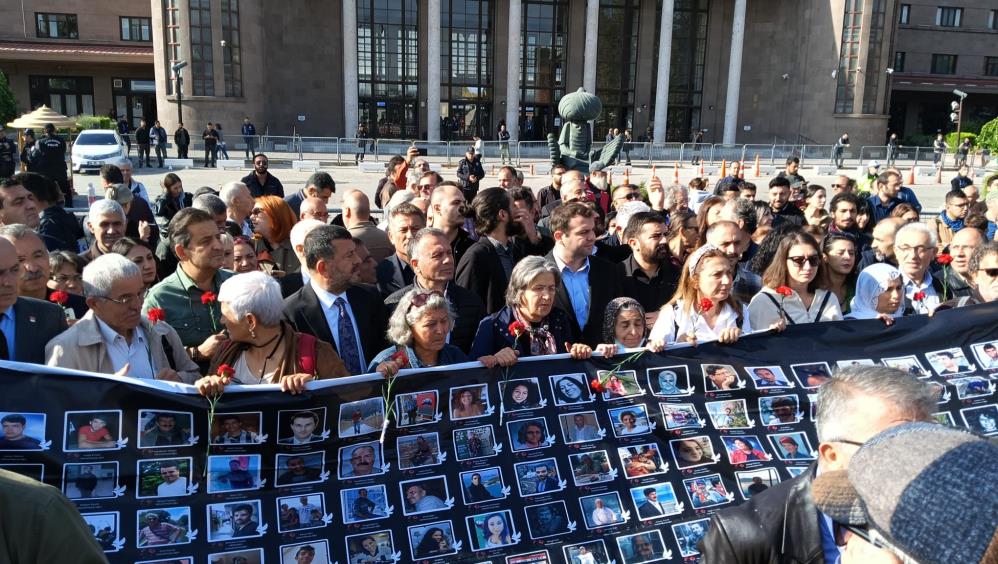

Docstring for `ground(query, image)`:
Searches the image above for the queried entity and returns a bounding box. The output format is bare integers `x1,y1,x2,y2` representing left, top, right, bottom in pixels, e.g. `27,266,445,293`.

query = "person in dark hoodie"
18,172,83,252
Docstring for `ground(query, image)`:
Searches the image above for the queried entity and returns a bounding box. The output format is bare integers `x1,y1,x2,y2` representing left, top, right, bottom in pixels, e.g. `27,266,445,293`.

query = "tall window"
36,13,78,39
521,0,568,141
990,9,997,30
221,0,242,98
894,51,906,73
834,0,863,114
935,7,962,27
165,0,180,95
862,0,886,114
899,4,910,24
985,57,998,77
931,54,958,74
357,0,419,138
651,0,709,141
29,76,93,115
441,0,493,140
595,0,640,140
189,0,214,96
120,17,151,41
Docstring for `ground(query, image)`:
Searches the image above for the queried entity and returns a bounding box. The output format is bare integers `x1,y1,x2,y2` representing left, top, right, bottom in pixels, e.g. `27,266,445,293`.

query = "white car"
71,130,127,172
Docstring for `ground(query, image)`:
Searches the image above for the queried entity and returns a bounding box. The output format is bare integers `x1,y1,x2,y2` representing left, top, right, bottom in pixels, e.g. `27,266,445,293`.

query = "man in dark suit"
637,488,666,519
376,202,425,297
428,182,475,267
0,237,67,363
284,225,387,375
385,228,484,353
455,188,553,314
285,171,334,219
547,202,623,347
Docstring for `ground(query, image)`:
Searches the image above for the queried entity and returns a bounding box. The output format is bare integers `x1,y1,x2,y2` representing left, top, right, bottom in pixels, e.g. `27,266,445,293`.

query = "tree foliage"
0,71,16,127
977,116,998,153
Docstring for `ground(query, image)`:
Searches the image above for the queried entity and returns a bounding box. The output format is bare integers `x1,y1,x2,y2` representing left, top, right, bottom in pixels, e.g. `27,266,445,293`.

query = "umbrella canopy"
7,105,78,129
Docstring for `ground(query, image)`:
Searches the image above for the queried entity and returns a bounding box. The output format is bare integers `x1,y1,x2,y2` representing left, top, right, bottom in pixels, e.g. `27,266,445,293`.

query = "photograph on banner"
579,491,626,529
789,362,833,389
881,355,932,378
563,540,611,564
701,364,743,392
970,340,998,371
596,369,643,400
785,466,808,478
549,372,594,405
63,410,122,451
524,500,571,539
616,530,669,564
768,431,816,460
0,412,46,450
136,457,193,498
460,466,508,503
927,382,949,403
400,475,451,515
927,347,976,376
207,454,261,493
683,473,733,509
960,404,998,435
338,440,386,479
705,399,752,429
629,482,682,520
558,411,602,443
280,540,330,564
275,451,325,486
952,376,995,400
647,365,692,397
618,443,668,479
398,431,443,469
836,359,876,369
278,493,327,531
450,384,490,420
277,408,326,445
569,450,614,485
136,507,191,547
345,530,396,563
397,390,439,427
500,377,545,412
932,411,956,426
338,398,384,438
210,412,262,444
81,511,120,552
137,410,192,449
808,394,818,421
207,499,263,541
341,484,390,523
466,510,518,550
660,403,703,431
507,549,552,563
672,518,710,558
0,463,43,481
514,457,563,496
508,417,552,452
454,425,498,460
669,436,718,469
62,461,118,500
608,404,652,437
735,467,781,499
745,366,793,389
721,435,772,464
204,549,260,564
408,520,460,559
758,395,802,426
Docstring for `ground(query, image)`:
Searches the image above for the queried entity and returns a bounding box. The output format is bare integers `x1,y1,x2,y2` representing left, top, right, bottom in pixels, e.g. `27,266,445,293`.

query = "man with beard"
538,165,566,212
767,176,804,228
456,187,552,313
705,220,762,305
858,217,903,270
428,182,474,266
827,192,871,251
277,456,321,486
621,212,678,314
230,504,259,537
80,199,126,264
588,169,611,214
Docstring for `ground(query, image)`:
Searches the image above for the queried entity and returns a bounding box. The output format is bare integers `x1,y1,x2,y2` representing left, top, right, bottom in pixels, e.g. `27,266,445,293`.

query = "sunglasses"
407,290,444,313
979,268,998,278
787,255,820,267
617,193,642,201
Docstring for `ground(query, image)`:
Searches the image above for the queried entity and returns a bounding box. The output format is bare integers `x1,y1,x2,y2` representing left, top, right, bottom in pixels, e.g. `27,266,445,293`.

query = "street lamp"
952,89,967,164
172,60,188,125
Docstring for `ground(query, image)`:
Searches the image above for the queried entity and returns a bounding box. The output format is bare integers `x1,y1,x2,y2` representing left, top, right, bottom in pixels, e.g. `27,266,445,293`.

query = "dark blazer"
546,251,624,347
284,190,307,219
376,254,414,298
698,468,823,564
283,283,387,368
902,275,946,315
469,305,571,359
154,192,194,222
385,283,485,354
13,297,68,364
454,235,554,315
279,273,306,299
38,205,84,252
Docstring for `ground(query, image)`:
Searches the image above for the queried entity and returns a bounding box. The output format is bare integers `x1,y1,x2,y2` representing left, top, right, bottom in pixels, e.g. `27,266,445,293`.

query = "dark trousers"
177,145,189,159
155,143,167,167
138,143,151,166
244,137,256,159
204,145,217,167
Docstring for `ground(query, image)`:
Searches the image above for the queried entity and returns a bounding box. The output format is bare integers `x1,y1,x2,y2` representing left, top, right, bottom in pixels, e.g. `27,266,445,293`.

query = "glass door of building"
361,100,417,139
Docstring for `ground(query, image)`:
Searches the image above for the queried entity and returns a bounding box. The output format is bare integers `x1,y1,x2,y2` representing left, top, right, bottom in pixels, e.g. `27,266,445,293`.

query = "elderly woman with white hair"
45,253,199,382
368,288,470,376
193,271,347,396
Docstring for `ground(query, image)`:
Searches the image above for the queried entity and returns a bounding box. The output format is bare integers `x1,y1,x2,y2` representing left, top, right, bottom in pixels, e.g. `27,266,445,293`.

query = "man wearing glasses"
0,236,65,363
894,222,944,314
46,253,198,381
241,153,285,198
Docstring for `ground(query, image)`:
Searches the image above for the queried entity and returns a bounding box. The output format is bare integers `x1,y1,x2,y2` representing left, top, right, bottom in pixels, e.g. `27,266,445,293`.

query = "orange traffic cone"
699,160,705,177
623,169,630,185
738,161,745,179
754,155,761,177
907,166,915,186
673,162,680,184
720,159,727,178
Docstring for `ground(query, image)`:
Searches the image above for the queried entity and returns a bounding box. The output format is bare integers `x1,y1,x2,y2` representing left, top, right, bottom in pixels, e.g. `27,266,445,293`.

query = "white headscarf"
848,263,905,319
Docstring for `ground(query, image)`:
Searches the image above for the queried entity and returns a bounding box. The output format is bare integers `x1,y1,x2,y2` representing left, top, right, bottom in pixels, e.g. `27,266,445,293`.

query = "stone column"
505,0,522,141
342,0,359,138
426,0,441,141
583,0,599,94
722,0,746,144
652,0,674,143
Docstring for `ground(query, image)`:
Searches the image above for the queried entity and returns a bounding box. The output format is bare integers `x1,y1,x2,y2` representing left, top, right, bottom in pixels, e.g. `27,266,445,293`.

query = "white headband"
687,244,720,275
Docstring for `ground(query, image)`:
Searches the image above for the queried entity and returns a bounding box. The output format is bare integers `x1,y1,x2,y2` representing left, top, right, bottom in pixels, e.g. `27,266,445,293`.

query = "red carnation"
508,321,527,338
49,290,69,305
217,363,235,382
590,378,604,393
389,349,410,368
201,291,218,305
913,291,926,302
698,298,714,313
775,286,793,297
936,253,953,266
147,308,165,325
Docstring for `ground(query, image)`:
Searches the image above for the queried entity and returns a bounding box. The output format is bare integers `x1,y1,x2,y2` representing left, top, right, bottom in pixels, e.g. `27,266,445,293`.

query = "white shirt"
157,477,187,497
901,272,939,313
96,317,154,378
747,287,842,329
310,280,366,369
591,506,618,525
649,300,751,344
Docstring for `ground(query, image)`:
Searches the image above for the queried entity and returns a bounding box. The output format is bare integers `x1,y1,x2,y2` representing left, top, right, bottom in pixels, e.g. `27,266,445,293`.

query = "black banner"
2,303,997,564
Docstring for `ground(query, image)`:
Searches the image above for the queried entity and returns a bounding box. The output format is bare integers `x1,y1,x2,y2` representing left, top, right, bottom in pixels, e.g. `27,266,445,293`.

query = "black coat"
154,192,194,221
468,305,572,359
174,128,191,147
454,235,554,315
38,205,84,252
385,283,485,354
13,297,69,364
283,283,388,370
456,157,485,199
375,254,415,298
546,251,624,347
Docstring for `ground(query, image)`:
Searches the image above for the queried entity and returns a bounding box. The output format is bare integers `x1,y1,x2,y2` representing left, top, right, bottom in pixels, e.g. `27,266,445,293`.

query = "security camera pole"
171,60,189,126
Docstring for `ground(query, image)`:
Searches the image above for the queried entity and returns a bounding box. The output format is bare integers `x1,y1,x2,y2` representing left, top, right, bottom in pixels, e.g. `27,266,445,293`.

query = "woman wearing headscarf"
845,263,905,324
596,297,664,357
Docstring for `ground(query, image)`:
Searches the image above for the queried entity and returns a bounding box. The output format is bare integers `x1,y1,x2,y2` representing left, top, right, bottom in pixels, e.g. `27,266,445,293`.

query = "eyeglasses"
978,268,998,278
99,289,147,306
787,255,820,267
406,290,444,313
52,274,83,284
617,193,642,201
830,183,845,188
833,522,890,550
896,245,933,256
249,208,265,216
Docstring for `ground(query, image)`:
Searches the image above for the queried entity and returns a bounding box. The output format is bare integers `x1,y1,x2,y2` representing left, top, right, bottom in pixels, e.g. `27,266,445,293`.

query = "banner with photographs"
1,303,997,564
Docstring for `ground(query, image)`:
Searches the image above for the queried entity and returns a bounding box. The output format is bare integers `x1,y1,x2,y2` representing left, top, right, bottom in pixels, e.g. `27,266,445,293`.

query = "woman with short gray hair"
368,288,468,376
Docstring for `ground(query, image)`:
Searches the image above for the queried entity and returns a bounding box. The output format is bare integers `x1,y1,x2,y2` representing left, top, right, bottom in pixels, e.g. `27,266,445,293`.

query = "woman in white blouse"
748,232,843,328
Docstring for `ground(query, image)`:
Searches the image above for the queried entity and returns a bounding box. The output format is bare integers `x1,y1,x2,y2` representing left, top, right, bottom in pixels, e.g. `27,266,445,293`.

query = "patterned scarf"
513,308,558,356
